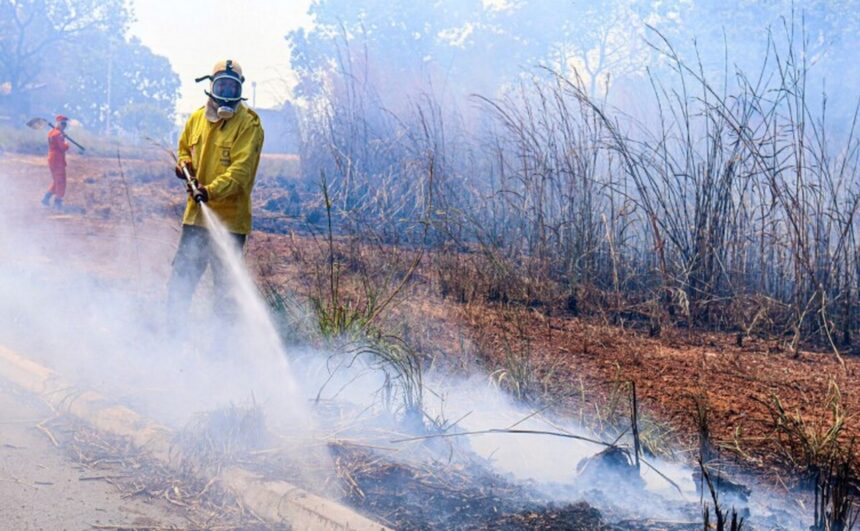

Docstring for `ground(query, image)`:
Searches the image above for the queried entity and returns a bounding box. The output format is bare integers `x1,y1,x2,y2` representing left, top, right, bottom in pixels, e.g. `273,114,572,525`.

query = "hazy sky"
129,0,313,116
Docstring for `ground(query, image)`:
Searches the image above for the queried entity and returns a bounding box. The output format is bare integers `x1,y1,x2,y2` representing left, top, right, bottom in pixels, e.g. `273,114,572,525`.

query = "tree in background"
0,0,126,117
286,0,688,103
481,0,687,98
49,35,179,136
288,0,860,105
115,102,174,137
287,0,488,101
0,0,178,137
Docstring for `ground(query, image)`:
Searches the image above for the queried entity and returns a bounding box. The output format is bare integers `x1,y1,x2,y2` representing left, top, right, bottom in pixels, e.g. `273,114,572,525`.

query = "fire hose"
179,161,206,204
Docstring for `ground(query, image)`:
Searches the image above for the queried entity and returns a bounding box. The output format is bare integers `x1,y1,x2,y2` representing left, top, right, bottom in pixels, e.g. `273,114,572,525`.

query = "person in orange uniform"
41,115,70,210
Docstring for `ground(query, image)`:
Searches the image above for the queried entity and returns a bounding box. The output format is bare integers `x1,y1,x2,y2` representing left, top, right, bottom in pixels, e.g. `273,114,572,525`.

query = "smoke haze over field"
0,155,700,524
4,1,860,527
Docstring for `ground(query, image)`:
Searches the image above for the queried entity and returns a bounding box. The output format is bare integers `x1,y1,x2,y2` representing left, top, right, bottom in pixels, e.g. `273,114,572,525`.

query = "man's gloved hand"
186,178,209,203
195,186,209,203
175,160,195,180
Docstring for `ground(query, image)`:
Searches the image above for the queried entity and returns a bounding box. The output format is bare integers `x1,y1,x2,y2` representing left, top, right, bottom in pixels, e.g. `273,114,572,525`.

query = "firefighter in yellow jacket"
167,59,265,325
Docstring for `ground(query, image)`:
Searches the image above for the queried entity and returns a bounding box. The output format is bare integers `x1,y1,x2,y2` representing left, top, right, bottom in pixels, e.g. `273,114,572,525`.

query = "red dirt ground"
4,151,856,490
251,221,860,485
458,306,858,472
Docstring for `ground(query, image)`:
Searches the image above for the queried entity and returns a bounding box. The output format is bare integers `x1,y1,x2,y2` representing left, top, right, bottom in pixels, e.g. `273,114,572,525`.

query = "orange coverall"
47,128,69,198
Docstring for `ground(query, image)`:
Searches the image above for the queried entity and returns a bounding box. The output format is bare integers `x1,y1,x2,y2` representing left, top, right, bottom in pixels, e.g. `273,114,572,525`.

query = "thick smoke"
3,2,848,527
0,151,816,526
0,165,296,427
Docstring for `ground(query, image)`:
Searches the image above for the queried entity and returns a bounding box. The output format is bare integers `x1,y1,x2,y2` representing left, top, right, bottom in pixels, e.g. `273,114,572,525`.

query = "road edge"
0,344,389,531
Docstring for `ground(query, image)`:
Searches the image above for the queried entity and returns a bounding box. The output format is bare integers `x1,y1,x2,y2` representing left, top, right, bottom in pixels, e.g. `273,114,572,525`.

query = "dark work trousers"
166,224,247,334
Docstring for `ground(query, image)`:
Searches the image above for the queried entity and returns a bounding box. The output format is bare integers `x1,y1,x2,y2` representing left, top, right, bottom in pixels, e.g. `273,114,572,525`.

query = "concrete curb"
0,345,390,531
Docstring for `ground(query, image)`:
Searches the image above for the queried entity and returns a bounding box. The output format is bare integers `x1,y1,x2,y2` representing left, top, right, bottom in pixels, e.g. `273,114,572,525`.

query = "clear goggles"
211,75,242,102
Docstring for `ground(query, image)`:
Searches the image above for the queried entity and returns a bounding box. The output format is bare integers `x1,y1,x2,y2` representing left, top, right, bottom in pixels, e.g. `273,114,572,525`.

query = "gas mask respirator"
196,60,246,120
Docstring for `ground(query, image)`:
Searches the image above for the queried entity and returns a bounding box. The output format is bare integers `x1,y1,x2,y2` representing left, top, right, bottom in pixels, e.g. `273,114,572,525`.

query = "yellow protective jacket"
177,103,264,235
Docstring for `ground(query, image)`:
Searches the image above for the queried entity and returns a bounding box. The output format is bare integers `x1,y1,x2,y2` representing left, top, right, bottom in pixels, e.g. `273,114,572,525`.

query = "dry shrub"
762,381,860,530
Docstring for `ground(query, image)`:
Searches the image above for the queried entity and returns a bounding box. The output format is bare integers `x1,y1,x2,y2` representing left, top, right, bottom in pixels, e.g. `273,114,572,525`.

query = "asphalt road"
0,382,188,531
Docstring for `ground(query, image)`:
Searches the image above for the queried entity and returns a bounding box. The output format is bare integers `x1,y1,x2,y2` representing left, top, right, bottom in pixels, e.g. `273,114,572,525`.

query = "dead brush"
288,171,429,422
57,417,268,529
488,336,560,404
262,283,309,346
297,12,860,362
694,394,714,466
173,402,267,473
726,294,779,348
760,380,860,529
578,370,676,459
812,451,860,531
692,394,752,508
700,459,745,531
336,333,425,421
762,379,848,486
311,290,380,340
431,244,483,305
488,306,558,403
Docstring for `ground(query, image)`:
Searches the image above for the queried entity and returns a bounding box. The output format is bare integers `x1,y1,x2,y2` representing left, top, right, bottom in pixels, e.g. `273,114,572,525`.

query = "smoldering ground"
0,151,818,528
0,152,350,508
4,0,860,528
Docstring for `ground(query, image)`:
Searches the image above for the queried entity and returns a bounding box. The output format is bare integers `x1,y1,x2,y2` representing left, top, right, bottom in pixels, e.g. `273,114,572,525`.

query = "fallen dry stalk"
389,425,684,496
35,417,59,447
51,417,268,530
389,427,613,447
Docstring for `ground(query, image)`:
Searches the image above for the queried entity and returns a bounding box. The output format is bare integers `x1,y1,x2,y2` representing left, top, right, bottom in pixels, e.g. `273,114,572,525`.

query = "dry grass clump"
48,415,271,529
761,381,860,530
173,402,267,473
700,459,745,531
